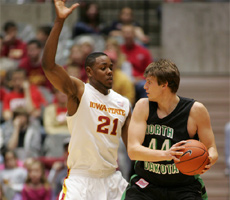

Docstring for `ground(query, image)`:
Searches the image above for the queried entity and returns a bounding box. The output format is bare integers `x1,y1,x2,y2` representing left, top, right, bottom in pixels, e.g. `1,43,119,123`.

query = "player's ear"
162,82,168,88
85,66,92,78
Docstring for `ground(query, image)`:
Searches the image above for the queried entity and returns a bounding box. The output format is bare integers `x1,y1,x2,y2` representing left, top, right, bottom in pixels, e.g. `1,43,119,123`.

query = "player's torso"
66,83,129,176
135,96,199,186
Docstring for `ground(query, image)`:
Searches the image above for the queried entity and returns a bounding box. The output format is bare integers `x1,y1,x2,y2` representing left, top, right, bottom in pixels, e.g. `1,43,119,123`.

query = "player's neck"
157,95,179,118
89,82,110,95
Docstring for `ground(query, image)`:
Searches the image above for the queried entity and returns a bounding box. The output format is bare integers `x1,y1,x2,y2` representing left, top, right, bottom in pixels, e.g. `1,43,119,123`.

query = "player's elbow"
127,146,138,160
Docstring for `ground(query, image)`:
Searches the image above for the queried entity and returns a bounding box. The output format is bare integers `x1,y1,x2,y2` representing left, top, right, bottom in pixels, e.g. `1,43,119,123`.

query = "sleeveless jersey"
66,83,130,177
135,96,200,187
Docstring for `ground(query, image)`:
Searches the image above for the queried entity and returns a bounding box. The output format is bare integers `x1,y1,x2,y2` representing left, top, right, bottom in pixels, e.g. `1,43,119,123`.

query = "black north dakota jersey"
135,96,200,187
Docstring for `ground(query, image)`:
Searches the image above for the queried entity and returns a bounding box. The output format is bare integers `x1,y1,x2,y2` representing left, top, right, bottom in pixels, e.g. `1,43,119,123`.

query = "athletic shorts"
121,174,208,200
58,170,128,200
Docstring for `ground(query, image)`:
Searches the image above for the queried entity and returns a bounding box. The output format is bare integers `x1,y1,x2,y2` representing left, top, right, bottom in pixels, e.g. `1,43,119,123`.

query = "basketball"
174,139,209,176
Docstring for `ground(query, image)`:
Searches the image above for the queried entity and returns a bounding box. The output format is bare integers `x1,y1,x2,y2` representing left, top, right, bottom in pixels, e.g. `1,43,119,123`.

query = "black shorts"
121,174,208,200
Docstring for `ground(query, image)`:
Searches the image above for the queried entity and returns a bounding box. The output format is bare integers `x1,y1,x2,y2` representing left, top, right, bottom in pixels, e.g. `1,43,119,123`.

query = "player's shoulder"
111,89,130,105
190,101,208,117
133,98,149,111
136,98,149,105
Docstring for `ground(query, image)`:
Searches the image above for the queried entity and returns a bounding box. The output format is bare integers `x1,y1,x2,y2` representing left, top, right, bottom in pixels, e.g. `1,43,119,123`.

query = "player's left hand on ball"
201,156,212,174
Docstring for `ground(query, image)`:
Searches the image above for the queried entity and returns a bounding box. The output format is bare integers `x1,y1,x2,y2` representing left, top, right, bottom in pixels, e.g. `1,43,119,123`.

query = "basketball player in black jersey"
122,59,218,200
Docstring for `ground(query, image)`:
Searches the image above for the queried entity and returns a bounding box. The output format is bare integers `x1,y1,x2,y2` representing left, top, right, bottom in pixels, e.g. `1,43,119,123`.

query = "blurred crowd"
0,3,154,200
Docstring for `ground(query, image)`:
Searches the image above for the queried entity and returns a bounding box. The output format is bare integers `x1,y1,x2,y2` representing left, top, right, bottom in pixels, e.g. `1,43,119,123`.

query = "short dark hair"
3,21,17,32
13,107,29,120
144,59,180,93
85,52,107,69
37,25,52,36
3,149,17,161
27,39,42,48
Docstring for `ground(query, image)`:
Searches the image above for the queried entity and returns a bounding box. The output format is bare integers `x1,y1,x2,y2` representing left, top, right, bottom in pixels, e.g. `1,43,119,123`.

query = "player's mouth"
107,77,113,83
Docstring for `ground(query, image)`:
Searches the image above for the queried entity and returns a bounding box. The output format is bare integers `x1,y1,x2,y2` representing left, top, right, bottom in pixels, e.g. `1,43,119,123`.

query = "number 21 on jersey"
97,116,118,136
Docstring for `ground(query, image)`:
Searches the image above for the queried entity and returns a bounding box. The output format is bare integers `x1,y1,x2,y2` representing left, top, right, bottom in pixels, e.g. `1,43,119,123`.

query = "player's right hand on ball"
169,141,187,162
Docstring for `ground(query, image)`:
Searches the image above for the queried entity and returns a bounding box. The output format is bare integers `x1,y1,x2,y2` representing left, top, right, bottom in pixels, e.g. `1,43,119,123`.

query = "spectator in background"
36,25,52,48
1,21,27,61
105,37,133,81
66,65,82,80
42,89,70,158
0,66,9,124
19,39,52,90
64,44,84,80
0,35,17,123
104,49,135,106
48,137,70,199
66,44,83,68
1,107,42,161
21,160,52,200
43,88,69,135
76,36,95,82
72,2,107,38
2,68,47,121
0,35,17,73
0,150,27,200
107,7,149,45
120,24,153,101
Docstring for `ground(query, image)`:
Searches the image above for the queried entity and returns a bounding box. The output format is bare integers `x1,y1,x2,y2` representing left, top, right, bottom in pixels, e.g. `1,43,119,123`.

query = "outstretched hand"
54,0,79,19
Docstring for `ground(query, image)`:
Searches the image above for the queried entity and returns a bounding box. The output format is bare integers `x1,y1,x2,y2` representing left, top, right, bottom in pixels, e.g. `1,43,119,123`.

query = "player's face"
89,55,113,94
144,76,163,101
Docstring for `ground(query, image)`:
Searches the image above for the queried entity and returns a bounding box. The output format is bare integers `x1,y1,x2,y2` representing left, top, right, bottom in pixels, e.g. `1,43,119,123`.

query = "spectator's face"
14,114,28,127
27,43,41,61
5,27,17,42
36,31,48,44
70,46,83,65
122,25,135,45
81,43,93,57
4,152,17,169
120,8,133,24
29,162,43,185
11,71,26,91
86,4,99,20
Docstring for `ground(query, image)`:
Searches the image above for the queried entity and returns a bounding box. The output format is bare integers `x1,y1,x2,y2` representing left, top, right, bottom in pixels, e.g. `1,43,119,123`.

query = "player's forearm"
208,146,218,165
42,18,65,70
128,145,169,162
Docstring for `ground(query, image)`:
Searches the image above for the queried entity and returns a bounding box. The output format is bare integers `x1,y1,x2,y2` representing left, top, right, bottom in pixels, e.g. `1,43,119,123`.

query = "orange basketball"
174,139,209,176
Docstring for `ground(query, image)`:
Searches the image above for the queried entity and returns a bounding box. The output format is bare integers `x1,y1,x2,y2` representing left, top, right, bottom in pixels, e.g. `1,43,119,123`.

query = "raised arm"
42,1,83,99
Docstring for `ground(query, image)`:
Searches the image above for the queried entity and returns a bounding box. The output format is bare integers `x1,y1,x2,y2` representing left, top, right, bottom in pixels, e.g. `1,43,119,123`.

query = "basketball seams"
176,151,207,164
177,155,209,175
183,144,207,152
174,139,209,175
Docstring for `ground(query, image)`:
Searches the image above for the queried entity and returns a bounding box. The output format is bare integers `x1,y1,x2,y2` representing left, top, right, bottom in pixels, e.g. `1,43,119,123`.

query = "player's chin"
105,81,113,89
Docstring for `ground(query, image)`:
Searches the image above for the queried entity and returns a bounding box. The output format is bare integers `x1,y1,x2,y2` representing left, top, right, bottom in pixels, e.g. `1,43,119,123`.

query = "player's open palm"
54,0,79,19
